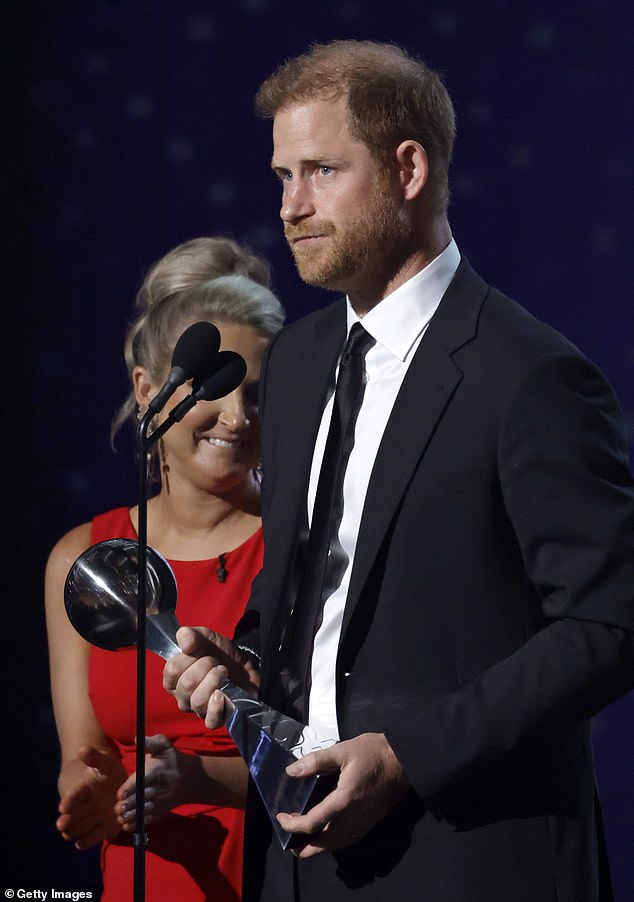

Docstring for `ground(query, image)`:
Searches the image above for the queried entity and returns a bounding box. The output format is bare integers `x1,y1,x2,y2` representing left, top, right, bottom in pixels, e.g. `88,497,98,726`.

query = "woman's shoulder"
90,506,134,540
46,507,133,575
46,521,93,584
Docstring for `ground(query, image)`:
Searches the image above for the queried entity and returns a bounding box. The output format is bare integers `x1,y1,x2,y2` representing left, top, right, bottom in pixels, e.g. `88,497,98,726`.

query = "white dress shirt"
294,239,461,756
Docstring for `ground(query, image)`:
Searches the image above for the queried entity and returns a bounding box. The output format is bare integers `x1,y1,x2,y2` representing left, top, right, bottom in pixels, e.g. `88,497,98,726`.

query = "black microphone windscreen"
171,321,221,379
194,351,247,401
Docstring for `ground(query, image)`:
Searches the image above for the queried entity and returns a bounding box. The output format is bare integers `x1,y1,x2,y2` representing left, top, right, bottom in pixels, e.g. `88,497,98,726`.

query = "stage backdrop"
5,1,633,898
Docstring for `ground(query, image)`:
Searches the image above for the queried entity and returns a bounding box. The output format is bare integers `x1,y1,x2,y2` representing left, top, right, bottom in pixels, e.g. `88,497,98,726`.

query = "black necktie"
279,322,376,720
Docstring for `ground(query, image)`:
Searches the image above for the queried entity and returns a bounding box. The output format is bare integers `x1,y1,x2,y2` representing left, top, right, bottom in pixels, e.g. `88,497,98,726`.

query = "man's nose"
280,180,315,223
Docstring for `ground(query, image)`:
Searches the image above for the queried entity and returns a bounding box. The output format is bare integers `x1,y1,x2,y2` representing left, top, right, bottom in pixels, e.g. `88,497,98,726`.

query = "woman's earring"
159,437,170,494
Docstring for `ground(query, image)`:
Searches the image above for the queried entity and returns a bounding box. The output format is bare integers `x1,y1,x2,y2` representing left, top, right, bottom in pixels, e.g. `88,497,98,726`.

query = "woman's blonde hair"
112,237,283,440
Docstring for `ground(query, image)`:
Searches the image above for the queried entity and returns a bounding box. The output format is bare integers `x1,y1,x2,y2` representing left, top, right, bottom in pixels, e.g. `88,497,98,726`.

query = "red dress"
88,507,262,901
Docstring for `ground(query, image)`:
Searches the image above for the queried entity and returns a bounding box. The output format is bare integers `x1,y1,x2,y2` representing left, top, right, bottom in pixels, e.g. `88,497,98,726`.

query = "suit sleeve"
385,351,634,801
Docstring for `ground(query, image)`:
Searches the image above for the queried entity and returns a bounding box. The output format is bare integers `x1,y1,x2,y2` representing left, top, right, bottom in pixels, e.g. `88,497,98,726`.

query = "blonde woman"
46,238,284,901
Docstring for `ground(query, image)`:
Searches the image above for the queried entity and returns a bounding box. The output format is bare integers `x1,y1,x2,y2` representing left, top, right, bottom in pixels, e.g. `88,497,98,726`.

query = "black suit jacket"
236,260,634,901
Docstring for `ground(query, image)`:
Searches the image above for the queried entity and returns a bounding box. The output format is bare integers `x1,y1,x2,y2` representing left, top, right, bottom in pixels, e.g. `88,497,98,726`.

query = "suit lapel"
261,301,346,657
342,260,489,635
274,302,346,527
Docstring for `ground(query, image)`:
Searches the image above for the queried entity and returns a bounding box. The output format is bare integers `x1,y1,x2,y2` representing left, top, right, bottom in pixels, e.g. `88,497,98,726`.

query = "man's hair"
255,40,456,214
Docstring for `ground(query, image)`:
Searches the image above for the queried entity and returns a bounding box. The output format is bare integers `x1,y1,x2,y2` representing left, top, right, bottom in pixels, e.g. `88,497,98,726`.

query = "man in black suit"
165,40,634,900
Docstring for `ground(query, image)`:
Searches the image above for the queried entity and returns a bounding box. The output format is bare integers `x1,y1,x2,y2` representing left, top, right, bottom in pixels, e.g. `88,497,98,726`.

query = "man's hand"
163,626,260,729
56,746,126,849
276,732,410,858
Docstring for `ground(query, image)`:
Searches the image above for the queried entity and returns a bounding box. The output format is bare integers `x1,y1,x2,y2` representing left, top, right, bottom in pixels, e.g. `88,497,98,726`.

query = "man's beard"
284,182,411,294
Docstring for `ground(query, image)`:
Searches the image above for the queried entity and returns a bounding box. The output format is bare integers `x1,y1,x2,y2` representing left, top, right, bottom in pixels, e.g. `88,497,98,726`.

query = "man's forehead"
271,97,357,158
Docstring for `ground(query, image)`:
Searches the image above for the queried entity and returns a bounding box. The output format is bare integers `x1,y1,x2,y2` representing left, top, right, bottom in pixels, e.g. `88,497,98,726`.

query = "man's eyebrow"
271,156,346,170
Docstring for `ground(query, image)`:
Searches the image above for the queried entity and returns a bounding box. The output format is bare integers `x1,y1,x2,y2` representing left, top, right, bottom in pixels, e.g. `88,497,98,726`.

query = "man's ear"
396,140,429,201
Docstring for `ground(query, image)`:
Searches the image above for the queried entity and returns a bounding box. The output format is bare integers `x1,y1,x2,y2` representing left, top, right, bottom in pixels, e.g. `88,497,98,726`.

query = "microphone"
146,351,247,447
193,351,247,402
147,321,221,416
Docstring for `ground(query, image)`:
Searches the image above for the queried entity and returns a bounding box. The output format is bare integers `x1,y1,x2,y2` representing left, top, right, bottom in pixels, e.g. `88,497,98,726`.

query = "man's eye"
319,165,333,175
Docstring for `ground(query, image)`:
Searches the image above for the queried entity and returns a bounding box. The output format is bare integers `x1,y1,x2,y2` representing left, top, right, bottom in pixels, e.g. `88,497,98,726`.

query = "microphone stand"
133,407,155,902
131,356,245,899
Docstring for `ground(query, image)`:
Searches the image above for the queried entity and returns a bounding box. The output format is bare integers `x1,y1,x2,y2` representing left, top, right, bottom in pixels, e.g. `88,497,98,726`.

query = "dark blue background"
5,1,633,898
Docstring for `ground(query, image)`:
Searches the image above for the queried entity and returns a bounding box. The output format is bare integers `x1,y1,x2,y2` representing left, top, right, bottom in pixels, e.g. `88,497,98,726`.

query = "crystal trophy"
64,538,333,849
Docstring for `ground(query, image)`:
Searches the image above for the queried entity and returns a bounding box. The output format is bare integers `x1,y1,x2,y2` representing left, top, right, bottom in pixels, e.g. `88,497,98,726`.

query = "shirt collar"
346,238,461,361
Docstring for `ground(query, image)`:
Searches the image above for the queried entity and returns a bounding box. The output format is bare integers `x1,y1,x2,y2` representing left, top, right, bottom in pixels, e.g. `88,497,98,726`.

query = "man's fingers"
163,653,200,694
175,625,214,655
289,834,333,859
204,689,228,729
164,656,221,709
276,809,326,836
286,741,349,782
285,747,338,778
277,786,339,835
188,667,228,714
